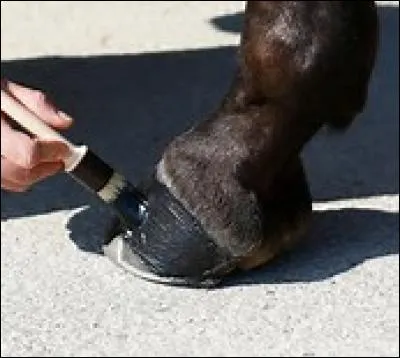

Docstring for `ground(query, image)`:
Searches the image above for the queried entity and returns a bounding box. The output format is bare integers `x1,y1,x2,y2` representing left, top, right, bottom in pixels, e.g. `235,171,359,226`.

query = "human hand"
1,80,73,192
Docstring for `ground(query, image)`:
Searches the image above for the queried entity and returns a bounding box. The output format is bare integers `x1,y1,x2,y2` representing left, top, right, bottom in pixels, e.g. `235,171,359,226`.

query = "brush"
1,88,235,286
1,89,148,227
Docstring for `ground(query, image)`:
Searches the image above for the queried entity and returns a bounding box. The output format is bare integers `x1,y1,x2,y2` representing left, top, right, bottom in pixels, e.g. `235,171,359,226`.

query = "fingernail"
57,110,74,123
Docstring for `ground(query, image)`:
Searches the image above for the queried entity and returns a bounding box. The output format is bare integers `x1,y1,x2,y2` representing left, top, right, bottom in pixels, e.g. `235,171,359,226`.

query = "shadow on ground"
65,205,398,286
224,208,398,286
0,46,238,219
1,6,398,285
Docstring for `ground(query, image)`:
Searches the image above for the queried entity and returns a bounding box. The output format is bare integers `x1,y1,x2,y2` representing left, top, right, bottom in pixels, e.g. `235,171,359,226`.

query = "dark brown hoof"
102,178,238,288
103,231,232,288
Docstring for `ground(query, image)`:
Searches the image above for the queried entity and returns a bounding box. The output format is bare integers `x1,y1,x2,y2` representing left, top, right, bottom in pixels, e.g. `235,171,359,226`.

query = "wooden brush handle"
1,89,87,172
1,88,131,202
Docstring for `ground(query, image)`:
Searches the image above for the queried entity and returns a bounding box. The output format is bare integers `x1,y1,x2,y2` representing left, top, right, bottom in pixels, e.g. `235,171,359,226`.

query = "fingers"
1,157,64,192
2,79,74,130
1,116,70,169
1,79,75,192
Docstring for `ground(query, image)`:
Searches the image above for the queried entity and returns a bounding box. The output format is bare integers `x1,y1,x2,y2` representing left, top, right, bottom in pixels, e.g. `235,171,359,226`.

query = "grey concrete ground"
1,1,399,357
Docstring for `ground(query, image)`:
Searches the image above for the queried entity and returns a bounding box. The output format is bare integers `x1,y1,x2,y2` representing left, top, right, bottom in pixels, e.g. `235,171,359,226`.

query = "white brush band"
97,172,128,202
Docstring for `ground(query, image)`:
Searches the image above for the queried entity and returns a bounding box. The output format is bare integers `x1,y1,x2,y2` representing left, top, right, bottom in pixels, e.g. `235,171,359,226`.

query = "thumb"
36,139,71,164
